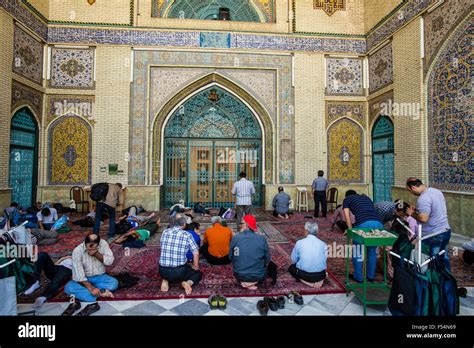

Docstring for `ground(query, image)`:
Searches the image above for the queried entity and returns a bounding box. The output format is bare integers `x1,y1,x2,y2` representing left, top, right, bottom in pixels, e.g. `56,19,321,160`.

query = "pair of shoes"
257,300,269,316
208,294,227,310
287,291,304,305
263,296,278,311
76,303,101,316
61,301,81,316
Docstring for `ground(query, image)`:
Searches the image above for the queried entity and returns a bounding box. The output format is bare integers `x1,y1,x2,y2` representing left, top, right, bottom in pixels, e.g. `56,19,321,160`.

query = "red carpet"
18,210,472,303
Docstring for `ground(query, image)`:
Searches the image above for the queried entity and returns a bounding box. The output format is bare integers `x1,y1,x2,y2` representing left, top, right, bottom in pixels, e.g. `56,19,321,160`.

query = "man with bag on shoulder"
93,183,124,238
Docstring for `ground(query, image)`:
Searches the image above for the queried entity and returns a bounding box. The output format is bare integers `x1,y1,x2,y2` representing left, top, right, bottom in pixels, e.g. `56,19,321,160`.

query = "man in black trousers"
311,170,329,218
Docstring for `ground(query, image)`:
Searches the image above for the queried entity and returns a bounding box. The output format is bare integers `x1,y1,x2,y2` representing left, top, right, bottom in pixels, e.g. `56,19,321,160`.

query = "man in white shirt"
62,233,118,316
36,207,58,230
231,172,256,225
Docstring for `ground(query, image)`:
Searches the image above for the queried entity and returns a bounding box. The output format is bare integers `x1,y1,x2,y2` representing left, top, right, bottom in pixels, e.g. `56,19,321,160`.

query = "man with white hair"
288,222,327,288
201,216,233,265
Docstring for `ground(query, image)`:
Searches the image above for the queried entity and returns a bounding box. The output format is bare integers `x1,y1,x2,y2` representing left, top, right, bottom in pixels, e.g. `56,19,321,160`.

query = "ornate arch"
152,73,274,185
48,116,92,185
426,14,473,192
327,117,364,183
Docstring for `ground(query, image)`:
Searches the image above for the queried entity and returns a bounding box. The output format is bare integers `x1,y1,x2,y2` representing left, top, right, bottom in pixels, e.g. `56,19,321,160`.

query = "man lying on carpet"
112,217,160,246
24,252,72,308
62,233,118,316
229,214,277,290
288,222,327,289
159,216,202,295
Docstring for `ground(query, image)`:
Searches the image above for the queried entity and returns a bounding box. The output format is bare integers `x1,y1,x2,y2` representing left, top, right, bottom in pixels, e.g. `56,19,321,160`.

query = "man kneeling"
159,216,202,295
62,233,118,316
229,214,277,290
288,222,327,288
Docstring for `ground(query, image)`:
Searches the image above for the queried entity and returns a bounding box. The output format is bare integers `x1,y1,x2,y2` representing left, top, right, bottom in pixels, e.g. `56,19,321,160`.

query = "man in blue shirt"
312,170,329,218
229,214,277,290
406,178,451,270
343,190,383,283
289,222,327,288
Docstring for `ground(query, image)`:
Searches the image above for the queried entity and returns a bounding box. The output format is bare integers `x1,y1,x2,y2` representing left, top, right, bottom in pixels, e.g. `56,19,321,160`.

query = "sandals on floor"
208,294,228,310
76,303,101,316
61,301,81,316
208,295,219,310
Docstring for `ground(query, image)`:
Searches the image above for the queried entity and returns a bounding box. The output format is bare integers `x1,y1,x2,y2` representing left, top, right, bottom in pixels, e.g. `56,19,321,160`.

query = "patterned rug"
17,211,472,303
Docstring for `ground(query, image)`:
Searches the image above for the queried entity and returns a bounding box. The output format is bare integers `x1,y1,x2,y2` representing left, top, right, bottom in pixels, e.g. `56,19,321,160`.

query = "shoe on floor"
288,291,304,305
217,294,227,310
208,295,219,310
348,274,363,283
61,301,81,316
263,296,278,311
76,302,100,316
276,296,285,309
257,300,269,316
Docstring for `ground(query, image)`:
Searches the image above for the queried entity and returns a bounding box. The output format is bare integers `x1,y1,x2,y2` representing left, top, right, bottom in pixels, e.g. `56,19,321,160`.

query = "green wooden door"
9,108,38,208
372,117,394,203
163,86,263,208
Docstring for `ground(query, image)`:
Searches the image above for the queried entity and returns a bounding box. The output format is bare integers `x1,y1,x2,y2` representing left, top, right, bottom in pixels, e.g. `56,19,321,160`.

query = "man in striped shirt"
231,172,256,225
343,190,383,283
159,216,202,295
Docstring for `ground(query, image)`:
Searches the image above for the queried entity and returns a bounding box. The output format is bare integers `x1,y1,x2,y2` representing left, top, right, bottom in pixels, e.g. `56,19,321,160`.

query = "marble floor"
16,287,474,316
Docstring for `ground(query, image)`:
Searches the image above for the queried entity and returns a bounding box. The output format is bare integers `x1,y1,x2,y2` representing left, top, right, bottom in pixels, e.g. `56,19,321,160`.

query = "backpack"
90,183,109,202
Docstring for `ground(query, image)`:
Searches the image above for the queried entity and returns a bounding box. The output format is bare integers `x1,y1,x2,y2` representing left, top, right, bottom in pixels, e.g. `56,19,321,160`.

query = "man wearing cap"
229,214,277,290
231,172,256,225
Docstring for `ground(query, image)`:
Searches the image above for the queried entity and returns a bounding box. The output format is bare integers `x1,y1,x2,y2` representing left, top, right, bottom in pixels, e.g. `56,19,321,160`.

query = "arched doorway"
163,85,263,208
372,116,394,202
9,107,39,208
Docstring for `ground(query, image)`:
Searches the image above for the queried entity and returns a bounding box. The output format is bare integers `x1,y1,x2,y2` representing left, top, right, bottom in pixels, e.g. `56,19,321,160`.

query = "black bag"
90,183,109,202
114,272,139,289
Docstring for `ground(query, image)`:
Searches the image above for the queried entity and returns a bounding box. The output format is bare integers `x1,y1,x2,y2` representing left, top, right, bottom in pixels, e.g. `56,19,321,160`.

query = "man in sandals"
62,233,118,316
229,214,277,290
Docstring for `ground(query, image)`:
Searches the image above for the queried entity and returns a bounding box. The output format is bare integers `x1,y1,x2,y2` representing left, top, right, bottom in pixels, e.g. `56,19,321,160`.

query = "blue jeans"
43,222,54,230
64,274,118,303
352,220,383,282
93,202,116,237
423,229,451,271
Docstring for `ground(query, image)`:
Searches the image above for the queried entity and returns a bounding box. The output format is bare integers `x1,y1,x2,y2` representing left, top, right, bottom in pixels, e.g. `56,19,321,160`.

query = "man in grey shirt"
312,170,329,218
229,215,277,290
406,178,451,270
272,186,291,219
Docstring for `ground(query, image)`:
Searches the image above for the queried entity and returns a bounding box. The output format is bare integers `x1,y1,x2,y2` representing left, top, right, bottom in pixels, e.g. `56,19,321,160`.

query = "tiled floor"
16,287,474,316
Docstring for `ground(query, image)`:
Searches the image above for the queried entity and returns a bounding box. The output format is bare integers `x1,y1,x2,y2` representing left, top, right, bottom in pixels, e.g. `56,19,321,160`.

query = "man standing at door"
232,172,255,225
312,170,329,218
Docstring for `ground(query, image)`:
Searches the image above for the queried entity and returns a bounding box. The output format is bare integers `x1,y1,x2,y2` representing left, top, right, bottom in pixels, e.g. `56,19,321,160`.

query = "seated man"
63,233,117,316
37,207,58,231
229,214,277,290
201,216,233,265
24,252,72,308
272,186,291,219
159,216,202,295
185,221,201,262
5,202,21,226
289,222,327,288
